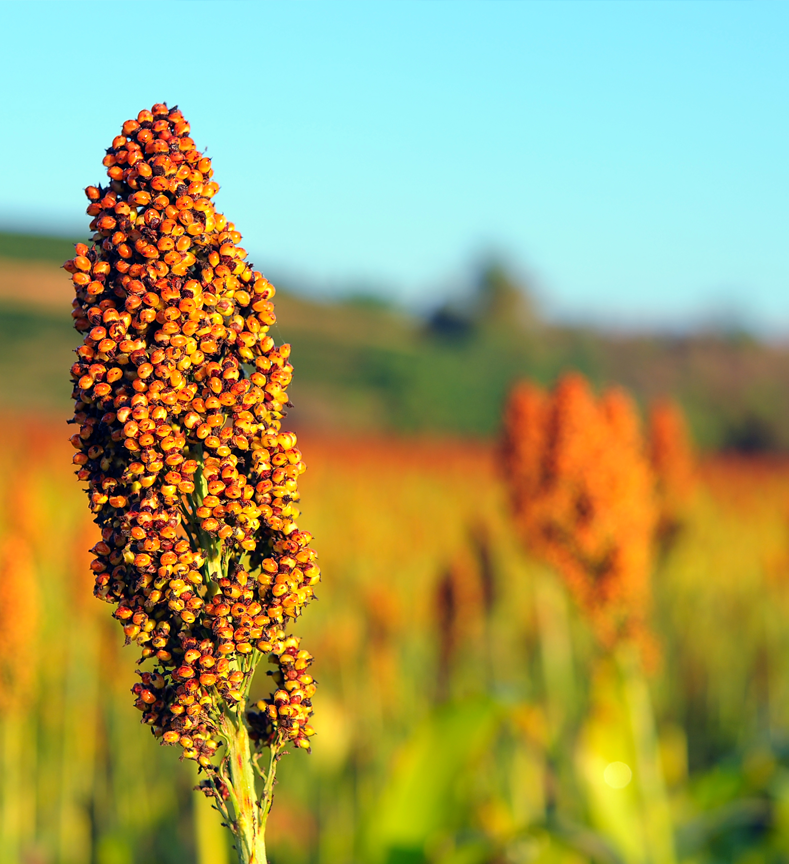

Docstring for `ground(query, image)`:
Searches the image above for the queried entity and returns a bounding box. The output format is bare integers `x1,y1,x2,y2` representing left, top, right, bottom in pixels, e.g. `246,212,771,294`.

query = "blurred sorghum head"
502,373,656,649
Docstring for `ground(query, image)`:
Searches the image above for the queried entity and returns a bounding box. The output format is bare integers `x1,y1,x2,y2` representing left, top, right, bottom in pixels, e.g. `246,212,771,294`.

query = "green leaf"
365,699,502,861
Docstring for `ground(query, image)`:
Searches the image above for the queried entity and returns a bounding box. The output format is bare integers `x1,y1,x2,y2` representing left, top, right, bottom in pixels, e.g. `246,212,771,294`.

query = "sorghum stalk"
502,375,676,864
65,103,319,863
618,645,677,864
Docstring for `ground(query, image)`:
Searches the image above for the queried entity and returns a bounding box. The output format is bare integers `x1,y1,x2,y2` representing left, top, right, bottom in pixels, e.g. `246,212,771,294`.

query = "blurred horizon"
0,226,778,342
4,227,789,454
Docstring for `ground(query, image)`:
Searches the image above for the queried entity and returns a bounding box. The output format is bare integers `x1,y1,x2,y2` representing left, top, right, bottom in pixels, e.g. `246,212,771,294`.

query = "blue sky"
1,1,787,332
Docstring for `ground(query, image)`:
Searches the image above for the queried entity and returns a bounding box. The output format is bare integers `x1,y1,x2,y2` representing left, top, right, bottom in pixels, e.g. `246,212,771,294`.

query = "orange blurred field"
3,414,789,863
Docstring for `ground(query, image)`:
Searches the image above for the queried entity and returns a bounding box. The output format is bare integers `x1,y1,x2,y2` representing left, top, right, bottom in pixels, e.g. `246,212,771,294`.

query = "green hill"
0,230,81,264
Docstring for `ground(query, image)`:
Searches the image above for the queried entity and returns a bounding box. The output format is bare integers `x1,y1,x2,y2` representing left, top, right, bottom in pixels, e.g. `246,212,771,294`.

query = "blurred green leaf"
366,699,501,861
676,798,770,858
541,816,627,864
386,847,428,864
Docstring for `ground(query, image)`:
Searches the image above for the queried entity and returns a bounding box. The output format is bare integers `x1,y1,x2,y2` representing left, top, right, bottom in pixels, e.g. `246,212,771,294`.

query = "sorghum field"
3,413,789,864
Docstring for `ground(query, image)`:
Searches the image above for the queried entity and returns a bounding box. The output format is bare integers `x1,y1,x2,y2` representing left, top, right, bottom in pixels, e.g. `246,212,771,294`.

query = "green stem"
1,713,21,863
187,447,223,584
534,567,576,741
259,744,279,840
188,445,279,863
617,645,677,864
532,568,581,822
223,714,269,864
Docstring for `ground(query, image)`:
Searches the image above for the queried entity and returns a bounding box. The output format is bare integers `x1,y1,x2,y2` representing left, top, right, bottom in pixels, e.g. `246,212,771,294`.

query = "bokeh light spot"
604,761,632,789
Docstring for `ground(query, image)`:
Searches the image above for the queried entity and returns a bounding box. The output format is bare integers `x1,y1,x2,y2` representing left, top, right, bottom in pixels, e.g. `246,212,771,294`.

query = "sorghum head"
66,103,318,765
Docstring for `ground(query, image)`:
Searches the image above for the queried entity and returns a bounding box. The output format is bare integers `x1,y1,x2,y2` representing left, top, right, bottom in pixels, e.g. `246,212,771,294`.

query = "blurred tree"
475,259,540,334
426,259,540,341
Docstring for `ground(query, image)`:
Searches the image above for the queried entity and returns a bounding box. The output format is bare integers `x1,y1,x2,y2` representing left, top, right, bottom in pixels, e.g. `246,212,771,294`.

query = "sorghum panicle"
502,373,656,648
65,104,318,781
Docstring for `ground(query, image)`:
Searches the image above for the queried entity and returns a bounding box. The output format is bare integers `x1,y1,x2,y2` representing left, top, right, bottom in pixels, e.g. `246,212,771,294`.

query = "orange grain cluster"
65,104,318,770
502,374,656,647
